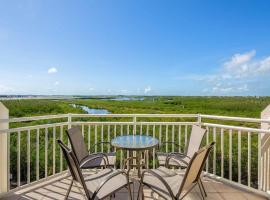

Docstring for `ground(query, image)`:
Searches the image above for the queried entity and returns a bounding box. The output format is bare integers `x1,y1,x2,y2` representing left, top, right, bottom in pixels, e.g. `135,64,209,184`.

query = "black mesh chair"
157,125,206,168
66,126,116,169
58,140,132,200
138,142,215,200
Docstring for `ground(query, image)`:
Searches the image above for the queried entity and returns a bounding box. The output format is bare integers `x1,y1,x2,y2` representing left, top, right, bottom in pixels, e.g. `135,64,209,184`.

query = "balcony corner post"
0,102,9,193
260,104,270,192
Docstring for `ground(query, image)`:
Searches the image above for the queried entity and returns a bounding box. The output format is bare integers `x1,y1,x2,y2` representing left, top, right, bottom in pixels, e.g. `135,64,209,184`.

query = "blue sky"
1,0,270,96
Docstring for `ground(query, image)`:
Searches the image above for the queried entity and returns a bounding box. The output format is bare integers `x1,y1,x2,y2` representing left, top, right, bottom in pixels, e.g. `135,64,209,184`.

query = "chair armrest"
165,153,190,167
93,170,130,199
89,142,113,153
167,152,191,159
80,154,107,168
141,169,175,199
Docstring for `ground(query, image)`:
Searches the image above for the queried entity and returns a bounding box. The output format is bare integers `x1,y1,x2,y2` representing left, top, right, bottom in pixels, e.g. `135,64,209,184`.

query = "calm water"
108,97,145,101
70,104,110,114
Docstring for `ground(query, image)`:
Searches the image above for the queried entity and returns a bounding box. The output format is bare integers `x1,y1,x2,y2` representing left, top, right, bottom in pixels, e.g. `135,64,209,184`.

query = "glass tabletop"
111,135,159,150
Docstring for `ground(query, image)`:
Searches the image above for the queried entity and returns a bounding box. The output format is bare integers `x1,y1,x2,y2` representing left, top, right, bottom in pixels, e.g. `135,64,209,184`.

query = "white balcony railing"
0,103,270,198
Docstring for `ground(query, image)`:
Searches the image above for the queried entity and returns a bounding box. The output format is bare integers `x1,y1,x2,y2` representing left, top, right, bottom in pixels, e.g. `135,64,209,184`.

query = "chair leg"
199,178,207,197
65,178,73,200
137,182,143,200
197,182,205,200
127,182,133,200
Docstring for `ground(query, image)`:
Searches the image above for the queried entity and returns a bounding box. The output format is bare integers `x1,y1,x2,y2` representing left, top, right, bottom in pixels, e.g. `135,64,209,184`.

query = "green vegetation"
3,96,270,118
1,96,270,189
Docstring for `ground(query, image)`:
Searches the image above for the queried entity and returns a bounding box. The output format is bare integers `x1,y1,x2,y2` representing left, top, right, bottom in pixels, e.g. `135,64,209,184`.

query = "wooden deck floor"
0,172,268,200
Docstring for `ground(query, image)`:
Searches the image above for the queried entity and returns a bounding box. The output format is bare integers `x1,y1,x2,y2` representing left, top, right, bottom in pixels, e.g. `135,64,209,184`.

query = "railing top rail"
0,122,69,134
1,113,270,123
0,114,69,123
202,122,270,134
200,114,270,123
69,113,198,118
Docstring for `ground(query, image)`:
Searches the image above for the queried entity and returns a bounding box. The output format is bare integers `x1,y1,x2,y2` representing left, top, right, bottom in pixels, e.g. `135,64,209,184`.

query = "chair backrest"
177,142,215,197
66,126,88,163
186,125,206,158
58,140,91,199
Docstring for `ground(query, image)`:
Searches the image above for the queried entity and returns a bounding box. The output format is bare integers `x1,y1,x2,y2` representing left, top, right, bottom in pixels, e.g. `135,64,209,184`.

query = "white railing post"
197,114,202,126
67,113,72,147
68,113,72,129
133,115,137,135
0,102,9,193
260,104,270,192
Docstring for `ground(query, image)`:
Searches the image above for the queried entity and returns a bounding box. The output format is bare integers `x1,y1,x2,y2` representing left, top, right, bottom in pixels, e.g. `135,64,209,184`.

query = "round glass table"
111,135,159,177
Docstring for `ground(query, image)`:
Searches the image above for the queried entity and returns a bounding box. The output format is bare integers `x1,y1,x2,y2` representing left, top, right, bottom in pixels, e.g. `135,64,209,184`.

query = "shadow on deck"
0,172,267,200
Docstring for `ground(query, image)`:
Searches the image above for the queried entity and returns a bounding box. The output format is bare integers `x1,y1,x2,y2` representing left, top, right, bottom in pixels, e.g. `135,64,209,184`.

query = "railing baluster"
45,128,48,178
140,124,143,135
60,126,63,172
185,125,188,148
221,128,224,178
229,129,232,181
114,125,117,152
213,127,216,175
94,125,97,153
172,125,175,152
53,126,56,175
159,125,162,146
238,130,242,183
248,131,251,187
258,132,262,190
108,125,110,153
165,125,168,152
146,125,149,168
120,125,123,168
36,129,39,180
127,125,129,158
206,126,209,173
101,125,104,152
27,130,30,184
82,124,84,138
153,125,156,169
88,125,91,151
17,131,20,187
178,125,181,152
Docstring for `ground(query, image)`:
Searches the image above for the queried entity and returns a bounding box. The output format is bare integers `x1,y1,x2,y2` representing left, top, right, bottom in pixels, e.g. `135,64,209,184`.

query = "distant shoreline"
0,95,268,100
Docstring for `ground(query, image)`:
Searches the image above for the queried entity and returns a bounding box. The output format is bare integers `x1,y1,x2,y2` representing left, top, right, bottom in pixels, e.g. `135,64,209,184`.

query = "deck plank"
0,173,267,200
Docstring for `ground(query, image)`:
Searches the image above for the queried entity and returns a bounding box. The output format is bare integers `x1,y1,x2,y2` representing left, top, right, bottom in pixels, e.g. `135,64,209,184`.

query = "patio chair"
137,142,215,200
156,125,206,168
66,126,116,169
58,140,133,200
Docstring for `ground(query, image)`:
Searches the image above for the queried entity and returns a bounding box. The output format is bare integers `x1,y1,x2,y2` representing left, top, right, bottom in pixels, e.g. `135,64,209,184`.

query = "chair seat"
143,167,183,199
84,168,129,200
157,152,189,167
81,152,116,169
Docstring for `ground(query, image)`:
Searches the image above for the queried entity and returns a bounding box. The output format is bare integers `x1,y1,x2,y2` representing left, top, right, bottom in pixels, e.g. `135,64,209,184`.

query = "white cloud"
54,81,60,86
224,50,256,70
182,50,270,95
89,87,95,91
48,67,58,74
144,86,152,94
211,83,249,94
222,50,270,77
